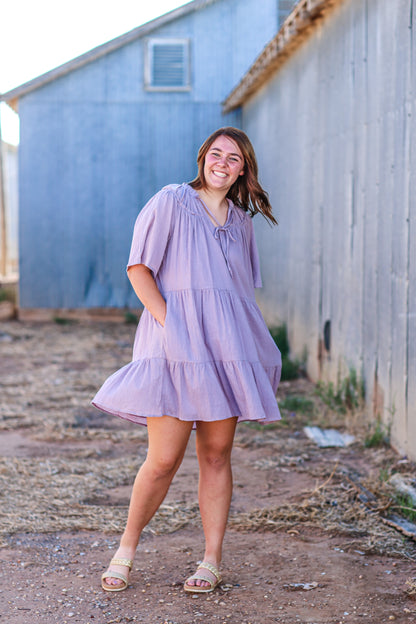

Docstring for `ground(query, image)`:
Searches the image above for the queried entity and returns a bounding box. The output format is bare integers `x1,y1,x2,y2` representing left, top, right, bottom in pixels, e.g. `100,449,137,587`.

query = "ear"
239,169,245,176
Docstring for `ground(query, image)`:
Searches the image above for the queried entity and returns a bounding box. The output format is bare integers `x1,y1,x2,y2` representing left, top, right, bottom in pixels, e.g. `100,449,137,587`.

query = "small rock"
285,582,318,591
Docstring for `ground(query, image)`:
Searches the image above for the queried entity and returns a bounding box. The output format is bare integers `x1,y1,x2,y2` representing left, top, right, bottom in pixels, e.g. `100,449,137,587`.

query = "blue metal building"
1,0,293,312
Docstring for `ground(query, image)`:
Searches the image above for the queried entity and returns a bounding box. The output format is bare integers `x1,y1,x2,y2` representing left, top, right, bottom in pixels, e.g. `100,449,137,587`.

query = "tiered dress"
92,183,281,426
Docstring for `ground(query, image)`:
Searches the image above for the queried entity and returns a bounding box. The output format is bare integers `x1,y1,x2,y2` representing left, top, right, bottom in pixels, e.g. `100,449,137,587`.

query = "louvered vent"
146,39,190,90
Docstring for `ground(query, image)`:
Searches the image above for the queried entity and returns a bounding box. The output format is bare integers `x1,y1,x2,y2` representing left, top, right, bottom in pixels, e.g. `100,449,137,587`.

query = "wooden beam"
223,0,345,112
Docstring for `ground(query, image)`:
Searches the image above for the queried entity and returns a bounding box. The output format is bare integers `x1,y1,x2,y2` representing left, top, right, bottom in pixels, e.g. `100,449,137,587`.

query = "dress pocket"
162,299,169,330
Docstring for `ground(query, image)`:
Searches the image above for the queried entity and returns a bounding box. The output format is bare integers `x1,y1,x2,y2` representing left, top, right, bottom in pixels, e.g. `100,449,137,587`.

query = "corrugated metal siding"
18,0,280,309
243,0,416,459
19,99,239,308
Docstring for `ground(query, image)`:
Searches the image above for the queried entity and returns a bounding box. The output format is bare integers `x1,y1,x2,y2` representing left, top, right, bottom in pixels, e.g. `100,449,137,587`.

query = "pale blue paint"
18,0,288,308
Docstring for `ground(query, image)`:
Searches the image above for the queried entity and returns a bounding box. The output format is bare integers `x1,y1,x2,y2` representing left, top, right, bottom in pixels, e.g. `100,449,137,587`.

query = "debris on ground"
303,426,355,448
0,320,416,624
389,473,416,506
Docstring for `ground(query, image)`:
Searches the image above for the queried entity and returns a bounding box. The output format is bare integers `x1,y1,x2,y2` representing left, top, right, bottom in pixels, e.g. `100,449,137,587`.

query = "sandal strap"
101,570,128,584
110,557,133,570
197,561,221,582
186,572,216,586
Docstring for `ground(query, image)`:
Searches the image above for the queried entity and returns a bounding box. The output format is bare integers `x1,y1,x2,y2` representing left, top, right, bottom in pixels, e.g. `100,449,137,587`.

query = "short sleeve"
127,188,176,277
247,218,263,288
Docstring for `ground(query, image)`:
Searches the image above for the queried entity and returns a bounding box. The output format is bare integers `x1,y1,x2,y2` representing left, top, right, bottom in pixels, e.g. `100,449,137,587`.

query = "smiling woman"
92,126,281,595
189,126,277,224
196,135,245,225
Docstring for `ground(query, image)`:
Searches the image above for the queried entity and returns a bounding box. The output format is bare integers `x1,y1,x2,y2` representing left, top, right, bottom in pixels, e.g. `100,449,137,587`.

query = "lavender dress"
92,183,281,426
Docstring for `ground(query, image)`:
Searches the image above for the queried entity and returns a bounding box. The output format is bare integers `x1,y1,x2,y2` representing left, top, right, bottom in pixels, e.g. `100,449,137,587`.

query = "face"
203,135,245,192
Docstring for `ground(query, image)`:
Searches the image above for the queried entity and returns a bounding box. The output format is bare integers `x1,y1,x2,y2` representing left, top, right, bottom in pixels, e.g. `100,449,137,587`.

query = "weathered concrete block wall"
243,0,416,459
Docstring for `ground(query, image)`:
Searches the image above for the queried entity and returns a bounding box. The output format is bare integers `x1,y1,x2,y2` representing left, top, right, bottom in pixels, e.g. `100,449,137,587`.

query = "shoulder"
140,184,182,216
151,184,182,204
230,203,252,229
138,184,199,227
160,183,201,216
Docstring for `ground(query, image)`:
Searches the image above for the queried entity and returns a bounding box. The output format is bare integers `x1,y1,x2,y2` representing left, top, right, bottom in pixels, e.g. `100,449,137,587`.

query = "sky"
0,0,189,144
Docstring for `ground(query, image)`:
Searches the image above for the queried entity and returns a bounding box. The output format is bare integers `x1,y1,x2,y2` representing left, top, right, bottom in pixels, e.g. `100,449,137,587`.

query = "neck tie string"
214,225,236,277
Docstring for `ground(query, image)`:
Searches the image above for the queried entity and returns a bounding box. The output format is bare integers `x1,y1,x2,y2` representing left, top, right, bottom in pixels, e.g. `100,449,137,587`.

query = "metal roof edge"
0,0,220,112
223,0,345,113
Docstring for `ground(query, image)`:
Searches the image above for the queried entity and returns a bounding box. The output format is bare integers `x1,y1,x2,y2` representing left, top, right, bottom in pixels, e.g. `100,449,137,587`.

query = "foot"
184,561,222,593
101,547,135,591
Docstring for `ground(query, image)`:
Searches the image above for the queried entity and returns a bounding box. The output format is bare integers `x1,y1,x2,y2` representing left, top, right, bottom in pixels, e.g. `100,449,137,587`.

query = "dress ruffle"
93,288,281,427
92,184,281,427
92,358,280,428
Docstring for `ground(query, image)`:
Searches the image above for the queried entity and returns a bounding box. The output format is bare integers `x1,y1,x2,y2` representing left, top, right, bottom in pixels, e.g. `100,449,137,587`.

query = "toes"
105,576,123,586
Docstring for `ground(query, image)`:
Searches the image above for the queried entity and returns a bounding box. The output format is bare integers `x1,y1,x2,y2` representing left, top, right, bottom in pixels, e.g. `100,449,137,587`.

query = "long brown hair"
189,127,277,225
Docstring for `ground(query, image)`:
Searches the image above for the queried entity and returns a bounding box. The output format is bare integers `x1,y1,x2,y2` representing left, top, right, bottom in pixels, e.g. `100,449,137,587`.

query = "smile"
212,171,227,178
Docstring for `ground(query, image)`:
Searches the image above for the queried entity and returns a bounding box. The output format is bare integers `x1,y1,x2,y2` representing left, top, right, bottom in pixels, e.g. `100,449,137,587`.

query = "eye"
211,151,221,158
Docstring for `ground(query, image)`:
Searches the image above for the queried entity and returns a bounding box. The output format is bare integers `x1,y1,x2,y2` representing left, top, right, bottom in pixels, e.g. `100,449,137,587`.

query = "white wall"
243,0,416,459
1,141,18,275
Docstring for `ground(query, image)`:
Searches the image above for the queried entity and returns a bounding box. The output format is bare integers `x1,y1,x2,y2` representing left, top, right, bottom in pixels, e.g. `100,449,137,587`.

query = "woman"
93,127,281,593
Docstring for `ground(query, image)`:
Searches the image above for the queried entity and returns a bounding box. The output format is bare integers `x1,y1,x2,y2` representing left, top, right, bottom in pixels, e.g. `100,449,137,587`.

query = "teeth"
213,171,227,178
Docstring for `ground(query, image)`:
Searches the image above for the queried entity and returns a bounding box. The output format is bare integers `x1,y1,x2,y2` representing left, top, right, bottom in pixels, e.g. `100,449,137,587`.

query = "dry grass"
0,321,415,563
0,451,413,561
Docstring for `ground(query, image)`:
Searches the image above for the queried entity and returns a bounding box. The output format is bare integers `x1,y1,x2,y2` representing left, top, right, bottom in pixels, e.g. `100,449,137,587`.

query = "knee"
145,454,180,480
199,445,231,470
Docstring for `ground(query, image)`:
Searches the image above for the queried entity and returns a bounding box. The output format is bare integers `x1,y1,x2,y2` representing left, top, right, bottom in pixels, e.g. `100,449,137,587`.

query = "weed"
124,311,139,324
379,467,390,483
269,324,301,381
269,325,289,357
338,368,365,410
393,494,416,522
280,395,315,414
365,417,390,448
281,356,301,381
315,368,365,414
53,317,77,325
0,287,16,304
243,420,281,431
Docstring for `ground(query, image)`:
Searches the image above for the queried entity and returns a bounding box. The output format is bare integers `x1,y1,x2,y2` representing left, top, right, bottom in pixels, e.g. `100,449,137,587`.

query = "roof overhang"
223,0,345,113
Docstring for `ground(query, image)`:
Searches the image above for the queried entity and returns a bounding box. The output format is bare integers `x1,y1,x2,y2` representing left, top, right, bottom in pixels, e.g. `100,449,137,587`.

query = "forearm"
127,264,167,326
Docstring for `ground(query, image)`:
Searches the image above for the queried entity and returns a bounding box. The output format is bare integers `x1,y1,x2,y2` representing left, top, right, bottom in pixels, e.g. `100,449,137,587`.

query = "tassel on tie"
214,225,236,277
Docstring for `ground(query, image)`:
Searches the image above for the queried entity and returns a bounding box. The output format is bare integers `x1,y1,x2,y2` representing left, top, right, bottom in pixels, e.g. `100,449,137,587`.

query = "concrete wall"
18,0,280,309
243,0,416,459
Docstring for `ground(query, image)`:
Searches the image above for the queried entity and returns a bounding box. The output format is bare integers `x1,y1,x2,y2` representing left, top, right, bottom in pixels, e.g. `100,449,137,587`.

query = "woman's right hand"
127,264,167,326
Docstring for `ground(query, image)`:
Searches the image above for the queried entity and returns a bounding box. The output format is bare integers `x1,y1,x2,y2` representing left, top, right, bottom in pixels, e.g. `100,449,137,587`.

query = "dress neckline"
195,194,232,230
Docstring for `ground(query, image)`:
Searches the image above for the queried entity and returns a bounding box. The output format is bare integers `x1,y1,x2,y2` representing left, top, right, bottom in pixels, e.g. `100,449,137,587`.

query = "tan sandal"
101,557,133,592
184,561,222,593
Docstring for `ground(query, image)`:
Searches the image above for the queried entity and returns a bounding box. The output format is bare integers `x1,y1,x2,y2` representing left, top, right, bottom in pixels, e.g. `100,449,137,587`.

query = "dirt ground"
0,320,415,624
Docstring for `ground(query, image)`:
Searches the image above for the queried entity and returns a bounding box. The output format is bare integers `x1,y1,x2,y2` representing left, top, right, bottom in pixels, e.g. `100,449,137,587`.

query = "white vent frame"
144,38,191,91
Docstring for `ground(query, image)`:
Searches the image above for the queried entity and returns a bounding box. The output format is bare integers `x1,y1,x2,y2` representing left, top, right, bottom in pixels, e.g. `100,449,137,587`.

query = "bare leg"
103,416,193,587
185,417,237,589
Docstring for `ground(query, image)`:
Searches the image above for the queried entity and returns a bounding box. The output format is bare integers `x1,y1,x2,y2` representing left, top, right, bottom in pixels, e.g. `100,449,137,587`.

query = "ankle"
202,553,221,567
116,539,138,555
